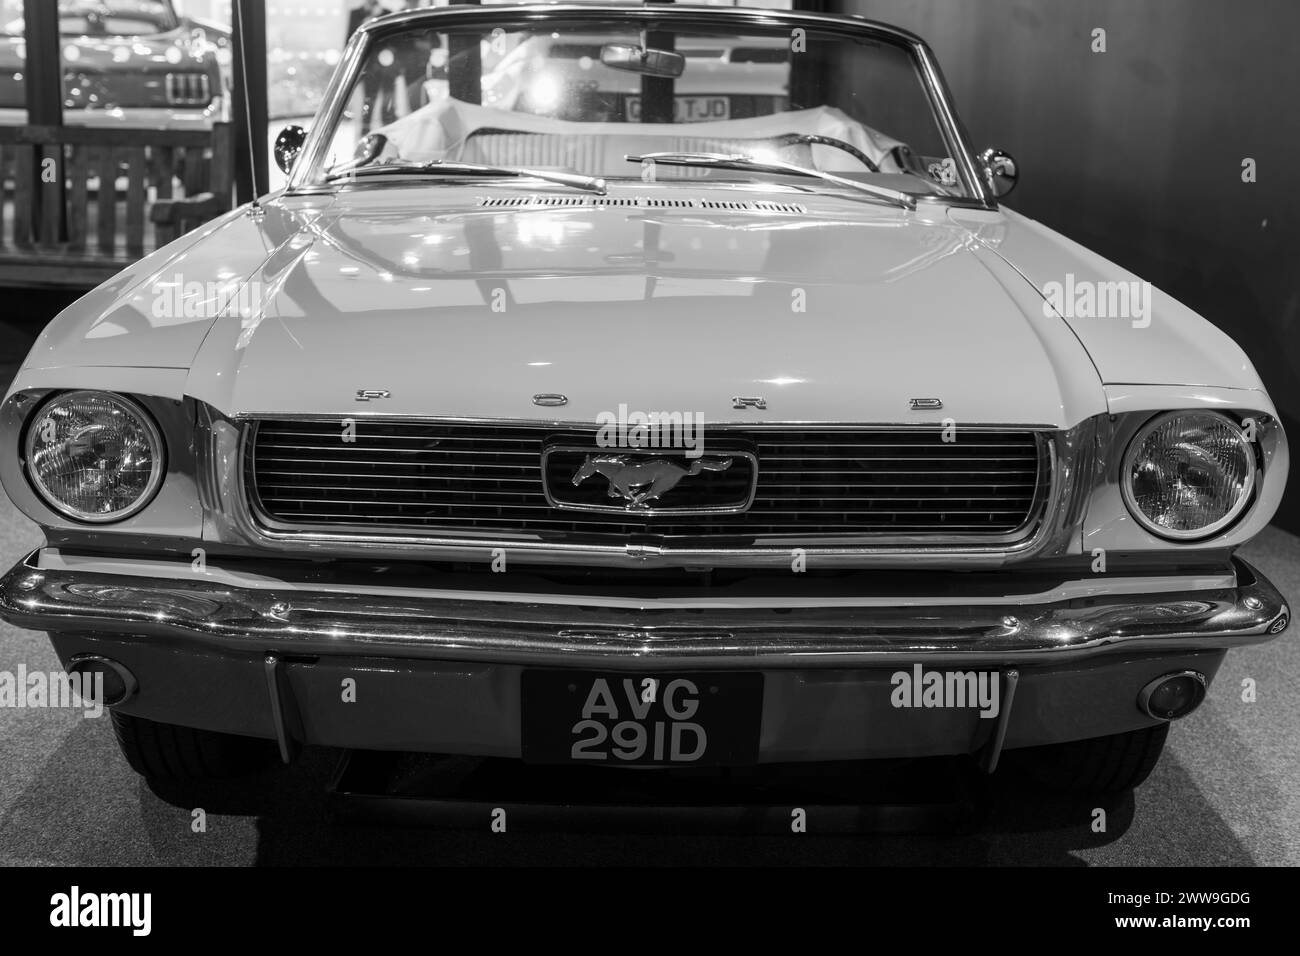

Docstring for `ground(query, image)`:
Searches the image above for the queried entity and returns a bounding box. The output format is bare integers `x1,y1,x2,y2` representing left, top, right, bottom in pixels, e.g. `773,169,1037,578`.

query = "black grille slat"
248,421,1045,544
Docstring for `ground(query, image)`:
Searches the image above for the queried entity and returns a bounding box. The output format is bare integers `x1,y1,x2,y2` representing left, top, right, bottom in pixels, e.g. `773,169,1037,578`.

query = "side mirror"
600,42,686,78
274,124,307,175
980,147,1019,199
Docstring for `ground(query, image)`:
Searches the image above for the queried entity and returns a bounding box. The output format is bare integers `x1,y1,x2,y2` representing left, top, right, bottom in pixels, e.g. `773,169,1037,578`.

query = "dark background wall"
831,0,1300,532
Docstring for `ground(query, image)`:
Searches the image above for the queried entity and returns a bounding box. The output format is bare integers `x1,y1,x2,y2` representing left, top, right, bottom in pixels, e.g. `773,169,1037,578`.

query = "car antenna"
234,0,262,214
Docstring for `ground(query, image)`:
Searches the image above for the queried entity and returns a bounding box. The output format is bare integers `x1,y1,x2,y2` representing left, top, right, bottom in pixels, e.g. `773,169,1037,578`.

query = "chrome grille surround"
241,418,1055,554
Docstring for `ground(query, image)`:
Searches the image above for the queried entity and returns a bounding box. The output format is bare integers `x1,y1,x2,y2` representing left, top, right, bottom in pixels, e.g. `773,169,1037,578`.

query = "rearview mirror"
600,43,686,78
980,147,1019,199
274,124,307,175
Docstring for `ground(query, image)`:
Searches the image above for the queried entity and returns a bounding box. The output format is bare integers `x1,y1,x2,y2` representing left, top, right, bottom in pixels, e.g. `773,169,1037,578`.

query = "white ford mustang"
0,3,1288,796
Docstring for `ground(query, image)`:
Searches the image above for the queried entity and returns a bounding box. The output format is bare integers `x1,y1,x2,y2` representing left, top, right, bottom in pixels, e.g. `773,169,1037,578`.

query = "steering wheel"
774,133,880,173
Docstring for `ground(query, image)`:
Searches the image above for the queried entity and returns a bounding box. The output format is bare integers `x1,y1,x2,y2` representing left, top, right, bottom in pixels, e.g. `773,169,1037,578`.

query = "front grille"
246,420,1048,546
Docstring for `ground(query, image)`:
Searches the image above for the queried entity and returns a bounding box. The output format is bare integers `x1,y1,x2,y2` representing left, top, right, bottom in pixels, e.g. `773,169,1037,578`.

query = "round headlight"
23,391,165,523
1121,411,1255,540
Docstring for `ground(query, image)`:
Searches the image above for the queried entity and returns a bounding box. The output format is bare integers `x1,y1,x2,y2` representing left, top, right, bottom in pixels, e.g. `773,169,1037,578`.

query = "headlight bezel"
1120,409,1258,542
22,389,167,524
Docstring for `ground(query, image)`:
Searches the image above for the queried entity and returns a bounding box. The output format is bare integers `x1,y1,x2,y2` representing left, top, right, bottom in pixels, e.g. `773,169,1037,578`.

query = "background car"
0,0,226,131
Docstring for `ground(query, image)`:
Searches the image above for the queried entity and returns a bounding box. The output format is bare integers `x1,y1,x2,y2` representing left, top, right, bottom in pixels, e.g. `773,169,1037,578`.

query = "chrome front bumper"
0,550,1289,669
1,550,1288,762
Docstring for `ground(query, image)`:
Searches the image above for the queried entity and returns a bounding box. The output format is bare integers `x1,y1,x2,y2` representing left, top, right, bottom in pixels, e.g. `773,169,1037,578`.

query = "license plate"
625,95,731,123
521,670,763,766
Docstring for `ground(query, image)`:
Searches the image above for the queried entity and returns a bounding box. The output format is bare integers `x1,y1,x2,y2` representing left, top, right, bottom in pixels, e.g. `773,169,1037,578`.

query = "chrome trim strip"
28,549,1243,610
1,553,1287,669
236,413,1063,430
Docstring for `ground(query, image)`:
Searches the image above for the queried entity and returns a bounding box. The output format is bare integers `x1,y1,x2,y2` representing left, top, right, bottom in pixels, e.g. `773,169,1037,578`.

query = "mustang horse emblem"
571,454,734,509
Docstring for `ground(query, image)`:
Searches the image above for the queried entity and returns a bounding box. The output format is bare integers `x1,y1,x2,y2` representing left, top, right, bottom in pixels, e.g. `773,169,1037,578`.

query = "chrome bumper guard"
0,551,1289,669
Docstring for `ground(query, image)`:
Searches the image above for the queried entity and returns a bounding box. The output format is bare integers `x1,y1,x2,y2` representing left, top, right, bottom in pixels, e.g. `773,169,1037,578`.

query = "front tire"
111,712,278,782
1009,724,1170,794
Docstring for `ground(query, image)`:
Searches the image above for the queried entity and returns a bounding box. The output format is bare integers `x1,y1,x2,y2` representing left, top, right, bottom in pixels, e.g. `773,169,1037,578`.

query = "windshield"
305,11,976,201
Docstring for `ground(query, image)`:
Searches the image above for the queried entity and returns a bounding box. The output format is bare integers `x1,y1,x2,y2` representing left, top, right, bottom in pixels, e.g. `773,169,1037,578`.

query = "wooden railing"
0,122,233,288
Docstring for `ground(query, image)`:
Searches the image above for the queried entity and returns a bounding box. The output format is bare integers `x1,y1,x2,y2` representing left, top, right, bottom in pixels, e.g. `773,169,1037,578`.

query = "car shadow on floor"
195,750,1147,865
0,723,1260,865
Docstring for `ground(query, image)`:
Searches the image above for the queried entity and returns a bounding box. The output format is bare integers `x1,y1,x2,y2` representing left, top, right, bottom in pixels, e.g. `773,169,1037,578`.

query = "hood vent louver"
476,195,806,214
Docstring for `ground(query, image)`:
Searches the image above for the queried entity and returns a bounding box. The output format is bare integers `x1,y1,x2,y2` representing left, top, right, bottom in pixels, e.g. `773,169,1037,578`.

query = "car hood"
183,185,1106,427
952,207,1264,391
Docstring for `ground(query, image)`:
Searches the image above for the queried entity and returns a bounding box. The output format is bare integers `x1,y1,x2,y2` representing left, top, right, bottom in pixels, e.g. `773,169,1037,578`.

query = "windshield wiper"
325,159,607,195
624,151,917,210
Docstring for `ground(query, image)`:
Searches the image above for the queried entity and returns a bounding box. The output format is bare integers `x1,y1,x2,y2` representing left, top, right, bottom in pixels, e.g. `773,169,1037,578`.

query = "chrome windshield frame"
285,3,997,208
